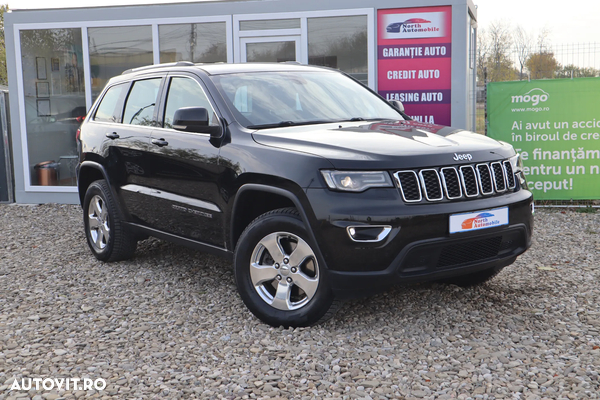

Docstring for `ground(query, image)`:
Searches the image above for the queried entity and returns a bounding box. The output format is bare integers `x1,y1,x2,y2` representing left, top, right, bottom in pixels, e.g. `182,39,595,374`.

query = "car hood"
251,120,515,169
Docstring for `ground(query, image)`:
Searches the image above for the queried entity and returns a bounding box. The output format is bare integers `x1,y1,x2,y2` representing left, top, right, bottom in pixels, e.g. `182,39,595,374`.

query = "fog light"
346,225,392,242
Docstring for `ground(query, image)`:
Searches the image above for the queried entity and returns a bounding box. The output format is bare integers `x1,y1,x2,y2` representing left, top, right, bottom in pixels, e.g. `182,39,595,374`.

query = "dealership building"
4,0,477,204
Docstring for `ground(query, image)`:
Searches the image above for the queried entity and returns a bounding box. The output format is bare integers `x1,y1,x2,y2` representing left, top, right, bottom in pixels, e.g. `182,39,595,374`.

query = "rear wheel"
234,208,338,327
83,180,137,262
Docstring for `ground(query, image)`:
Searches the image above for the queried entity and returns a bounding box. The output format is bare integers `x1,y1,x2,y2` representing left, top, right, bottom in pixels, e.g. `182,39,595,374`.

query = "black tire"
83,179,137,262
440,265,505,287
234,208,338,327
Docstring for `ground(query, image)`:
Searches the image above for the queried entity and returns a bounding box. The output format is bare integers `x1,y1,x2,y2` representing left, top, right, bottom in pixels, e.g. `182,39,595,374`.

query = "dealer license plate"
449,207,509,234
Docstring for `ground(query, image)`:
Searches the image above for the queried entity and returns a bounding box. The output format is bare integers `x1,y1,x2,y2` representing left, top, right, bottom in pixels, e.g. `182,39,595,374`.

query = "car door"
145,73,225,247
112,76,166,226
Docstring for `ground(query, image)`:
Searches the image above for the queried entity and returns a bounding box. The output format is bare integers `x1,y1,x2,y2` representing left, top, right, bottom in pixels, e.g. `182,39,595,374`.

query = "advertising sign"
377,6,452,126
488,78,600,200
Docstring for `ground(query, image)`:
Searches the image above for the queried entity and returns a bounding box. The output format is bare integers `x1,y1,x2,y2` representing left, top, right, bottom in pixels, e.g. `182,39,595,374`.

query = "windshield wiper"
247,121,295,129
247,120,333,129
336,117,389,123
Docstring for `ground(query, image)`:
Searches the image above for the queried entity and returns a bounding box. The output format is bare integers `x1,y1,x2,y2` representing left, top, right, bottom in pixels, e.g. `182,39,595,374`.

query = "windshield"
210,70,403,129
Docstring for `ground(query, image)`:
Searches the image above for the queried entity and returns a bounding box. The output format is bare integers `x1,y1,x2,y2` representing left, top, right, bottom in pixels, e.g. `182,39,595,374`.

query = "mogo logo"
511,88,549,106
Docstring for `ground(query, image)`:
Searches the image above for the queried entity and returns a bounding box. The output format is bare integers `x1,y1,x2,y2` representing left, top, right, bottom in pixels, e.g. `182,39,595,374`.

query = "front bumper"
305,187,533,298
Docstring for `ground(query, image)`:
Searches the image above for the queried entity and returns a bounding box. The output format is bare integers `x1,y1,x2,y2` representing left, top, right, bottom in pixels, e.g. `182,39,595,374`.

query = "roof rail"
122,61,195,75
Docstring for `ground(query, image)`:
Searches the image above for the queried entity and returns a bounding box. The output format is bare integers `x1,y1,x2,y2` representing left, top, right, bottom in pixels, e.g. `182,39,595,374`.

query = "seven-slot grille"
393,160,516,203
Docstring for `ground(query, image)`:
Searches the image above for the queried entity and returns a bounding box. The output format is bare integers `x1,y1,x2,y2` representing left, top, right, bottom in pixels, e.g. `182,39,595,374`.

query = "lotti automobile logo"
386,18,432,33
382,12,446,39
461,212,499,230
450,207,508,234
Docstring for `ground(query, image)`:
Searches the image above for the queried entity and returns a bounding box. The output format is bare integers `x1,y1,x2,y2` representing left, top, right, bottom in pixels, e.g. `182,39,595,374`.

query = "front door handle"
106,132,119,139
151,138,169,147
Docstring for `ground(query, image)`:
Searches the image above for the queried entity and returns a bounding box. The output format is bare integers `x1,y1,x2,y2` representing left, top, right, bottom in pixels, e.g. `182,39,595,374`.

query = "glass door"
240,36,300,63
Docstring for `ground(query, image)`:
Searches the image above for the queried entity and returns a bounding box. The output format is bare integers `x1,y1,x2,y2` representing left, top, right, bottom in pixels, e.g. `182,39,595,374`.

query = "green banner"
488,78,600,200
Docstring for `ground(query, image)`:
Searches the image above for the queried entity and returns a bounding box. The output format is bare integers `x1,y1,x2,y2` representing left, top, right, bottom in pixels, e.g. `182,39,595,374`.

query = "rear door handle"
106,132,119,139
151,138,169,147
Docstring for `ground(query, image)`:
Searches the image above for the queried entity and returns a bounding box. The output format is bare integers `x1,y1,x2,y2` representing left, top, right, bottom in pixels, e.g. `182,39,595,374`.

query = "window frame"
92,81,131,124
155,72,222,135
122,77,164,128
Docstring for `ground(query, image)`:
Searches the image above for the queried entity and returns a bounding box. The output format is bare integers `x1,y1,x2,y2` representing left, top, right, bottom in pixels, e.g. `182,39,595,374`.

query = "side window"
123,78,162,126
164,77,218,129
94,83,127,123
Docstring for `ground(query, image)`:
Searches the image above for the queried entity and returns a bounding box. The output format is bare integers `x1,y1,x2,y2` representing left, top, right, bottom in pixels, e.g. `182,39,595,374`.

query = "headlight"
321,170,393,192
508,153,523,174
508,153,527,188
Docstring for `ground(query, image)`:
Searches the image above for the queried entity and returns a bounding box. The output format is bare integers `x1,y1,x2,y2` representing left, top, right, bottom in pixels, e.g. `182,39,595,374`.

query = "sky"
5,0,600,48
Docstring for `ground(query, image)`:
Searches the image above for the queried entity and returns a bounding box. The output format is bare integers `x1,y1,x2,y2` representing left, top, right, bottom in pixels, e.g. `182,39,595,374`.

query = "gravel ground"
0,204,599,400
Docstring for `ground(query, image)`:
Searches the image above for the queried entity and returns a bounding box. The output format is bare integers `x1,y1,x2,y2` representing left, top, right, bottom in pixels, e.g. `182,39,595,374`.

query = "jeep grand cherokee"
76,62,533,327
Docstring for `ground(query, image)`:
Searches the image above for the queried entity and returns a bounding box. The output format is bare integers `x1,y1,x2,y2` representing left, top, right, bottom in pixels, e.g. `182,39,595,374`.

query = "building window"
20,28,85,187
88,26,153,101
246,41,296,63
159,22,227,64
308,16,368,85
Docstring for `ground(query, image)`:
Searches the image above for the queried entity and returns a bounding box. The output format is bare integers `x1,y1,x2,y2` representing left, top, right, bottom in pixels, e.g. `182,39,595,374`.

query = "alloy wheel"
249,231,319,311
87,194,110,251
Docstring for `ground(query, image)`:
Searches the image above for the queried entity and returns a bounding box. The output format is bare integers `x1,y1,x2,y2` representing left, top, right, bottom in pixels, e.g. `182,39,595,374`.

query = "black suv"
77,62,533,327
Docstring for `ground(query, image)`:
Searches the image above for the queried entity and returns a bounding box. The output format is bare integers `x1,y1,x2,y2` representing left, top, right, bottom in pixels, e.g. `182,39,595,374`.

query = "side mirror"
389,100,405,113
172,107,222,137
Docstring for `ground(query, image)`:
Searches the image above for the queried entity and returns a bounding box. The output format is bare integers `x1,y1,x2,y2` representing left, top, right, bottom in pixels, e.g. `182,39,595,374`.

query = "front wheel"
234,208,338,327
83,179,137,262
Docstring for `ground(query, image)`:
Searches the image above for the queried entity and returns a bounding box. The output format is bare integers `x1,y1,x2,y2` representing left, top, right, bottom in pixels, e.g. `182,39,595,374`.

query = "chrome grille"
459,166,479,197
440,167,462,199
476,164,494,195
395,159,517,203
503,160,516,189
419,169,443,201
491,162,506,192
394,171,422,202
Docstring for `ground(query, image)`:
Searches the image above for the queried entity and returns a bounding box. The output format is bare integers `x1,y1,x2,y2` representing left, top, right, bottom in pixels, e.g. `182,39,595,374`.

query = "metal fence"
474,42,600,135
541,42,600,72
474,44,600,206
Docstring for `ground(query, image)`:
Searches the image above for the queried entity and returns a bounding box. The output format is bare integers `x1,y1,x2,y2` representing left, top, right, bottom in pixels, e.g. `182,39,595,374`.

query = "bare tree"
482,21,518,82
514,25,532,80
524,26,555,79
476,28,490,84
536,27,552,53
